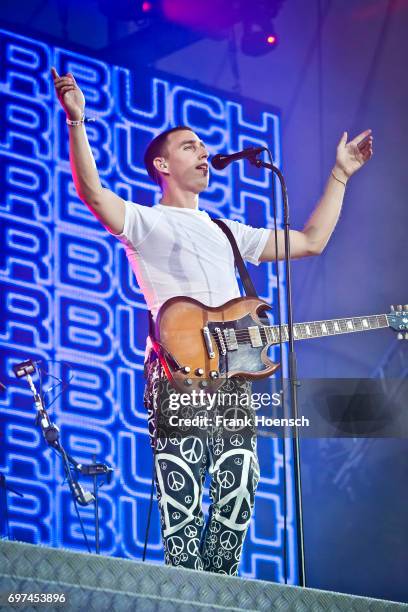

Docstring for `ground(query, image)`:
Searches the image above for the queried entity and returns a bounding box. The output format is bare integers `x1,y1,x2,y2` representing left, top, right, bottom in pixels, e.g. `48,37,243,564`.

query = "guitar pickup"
225,328,238,351
202,326,215,359
248,326,263,347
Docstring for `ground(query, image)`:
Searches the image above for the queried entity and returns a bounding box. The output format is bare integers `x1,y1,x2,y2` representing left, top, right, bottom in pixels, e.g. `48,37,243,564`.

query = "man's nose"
200,149,209,160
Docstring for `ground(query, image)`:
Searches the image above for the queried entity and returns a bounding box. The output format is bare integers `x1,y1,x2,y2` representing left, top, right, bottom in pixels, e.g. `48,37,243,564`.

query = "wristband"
331,169,347,187
66,114,96,126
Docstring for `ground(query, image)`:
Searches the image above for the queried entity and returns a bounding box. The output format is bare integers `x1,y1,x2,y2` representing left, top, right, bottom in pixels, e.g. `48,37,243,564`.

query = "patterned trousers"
143,355,260,575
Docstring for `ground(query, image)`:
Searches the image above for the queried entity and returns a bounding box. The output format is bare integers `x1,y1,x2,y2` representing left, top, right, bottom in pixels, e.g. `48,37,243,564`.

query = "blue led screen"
0,28,297,582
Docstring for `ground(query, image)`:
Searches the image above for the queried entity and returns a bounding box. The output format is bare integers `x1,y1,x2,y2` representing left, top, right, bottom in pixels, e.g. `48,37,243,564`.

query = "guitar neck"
265,314,389,344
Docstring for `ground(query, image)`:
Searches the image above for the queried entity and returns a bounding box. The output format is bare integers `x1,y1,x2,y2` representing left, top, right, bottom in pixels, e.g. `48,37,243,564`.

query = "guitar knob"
195,368,204,376
181,366,191,374
184,378,193,386
199,381,209,389
397,305,403,311
397,333,403,340
209,370,219,379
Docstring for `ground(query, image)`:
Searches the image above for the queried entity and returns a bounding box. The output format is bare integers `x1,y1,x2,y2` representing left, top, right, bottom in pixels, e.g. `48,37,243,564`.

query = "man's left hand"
334,129,373,180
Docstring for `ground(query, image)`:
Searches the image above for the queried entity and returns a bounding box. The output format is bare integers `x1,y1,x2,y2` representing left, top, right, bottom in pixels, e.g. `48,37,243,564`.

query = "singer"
51,67,373,575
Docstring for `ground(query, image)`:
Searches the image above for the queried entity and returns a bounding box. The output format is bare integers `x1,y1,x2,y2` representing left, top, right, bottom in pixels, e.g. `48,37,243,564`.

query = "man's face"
161,130,209,193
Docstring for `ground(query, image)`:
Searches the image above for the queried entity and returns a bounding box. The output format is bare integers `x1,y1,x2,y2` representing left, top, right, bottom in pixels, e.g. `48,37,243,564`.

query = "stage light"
240,0,283,56
241,23,279,56
98,0,155,21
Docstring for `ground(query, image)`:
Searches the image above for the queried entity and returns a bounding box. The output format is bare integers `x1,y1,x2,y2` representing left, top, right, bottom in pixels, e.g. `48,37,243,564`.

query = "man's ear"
153,157,169,179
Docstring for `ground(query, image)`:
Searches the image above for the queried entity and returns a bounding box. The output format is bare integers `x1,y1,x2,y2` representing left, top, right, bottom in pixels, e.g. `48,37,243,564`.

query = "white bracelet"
66,115,84,126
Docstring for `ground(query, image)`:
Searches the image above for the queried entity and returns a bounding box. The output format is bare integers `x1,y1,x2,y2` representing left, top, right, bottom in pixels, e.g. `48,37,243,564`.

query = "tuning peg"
397,333,404,340
405,332,408,340
404,305,408,312
397,305,403,311
390,305,395,311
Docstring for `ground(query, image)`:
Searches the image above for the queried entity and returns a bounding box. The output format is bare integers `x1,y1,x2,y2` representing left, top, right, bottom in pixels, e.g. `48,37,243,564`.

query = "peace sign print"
169,431,182,445
194,557,203,571
220,530,238,551
180,437,204,464
209,521,221,534
156,431,167,451
230,434,244,447
181,406,194,419
223,407,248,431
184,525,198,538
187,538,200,556
218,470,235,489
167,536,184,556
213,443,223,456
160,399,178,418
167,470,185,491
234,545,242,561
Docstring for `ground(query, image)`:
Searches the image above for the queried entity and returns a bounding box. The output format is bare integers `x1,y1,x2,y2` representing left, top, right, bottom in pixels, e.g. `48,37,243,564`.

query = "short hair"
143,125,193,186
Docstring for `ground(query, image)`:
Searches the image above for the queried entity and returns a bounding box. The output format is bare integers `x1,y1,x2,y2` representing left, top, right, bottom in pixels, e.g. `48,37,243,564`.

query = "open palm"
335,129,373,178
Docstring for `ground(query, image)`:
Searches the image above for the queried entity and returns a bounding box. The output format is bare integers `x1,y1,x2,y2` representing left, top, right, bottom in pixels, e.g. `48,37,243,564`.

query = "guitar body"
152,296,405,394
154,295,280,394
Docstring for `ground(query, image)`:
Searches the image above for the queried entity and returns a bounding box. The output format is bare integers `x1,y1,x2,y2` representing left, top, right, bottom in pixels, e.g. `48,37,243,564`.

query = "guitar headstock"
388,304,408,339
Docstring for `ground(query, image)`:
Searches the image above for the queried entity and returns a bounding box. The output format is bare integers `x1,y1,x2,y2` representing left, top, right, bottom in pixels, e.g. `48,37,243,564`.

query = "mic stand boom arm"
249,155,306,587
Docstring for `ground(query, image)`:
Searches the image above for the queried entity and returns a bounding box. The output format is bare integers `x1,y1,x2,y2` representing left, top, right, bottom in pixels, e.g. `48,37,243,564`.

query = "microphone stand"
12,360,112,554
249,155,306,587
76,456,113,555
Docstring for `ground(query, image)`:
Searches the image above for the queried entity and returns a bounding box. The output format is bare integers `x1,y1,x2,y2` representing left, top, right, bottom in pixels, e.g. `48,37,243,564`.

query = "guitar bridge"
202,326,215,359
214,327,227,356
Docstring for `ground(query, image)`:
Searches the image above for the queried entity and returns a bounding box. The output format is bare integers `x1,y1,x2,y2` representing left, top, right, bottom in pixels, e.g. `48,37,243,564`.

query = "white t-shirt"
114,201,270,355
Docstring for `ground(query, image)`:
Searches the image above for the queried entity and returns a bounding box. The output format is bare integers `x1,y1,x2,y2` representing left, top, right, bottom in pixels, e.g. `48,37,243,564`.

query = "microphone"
69,479,95,506
211,146,266,170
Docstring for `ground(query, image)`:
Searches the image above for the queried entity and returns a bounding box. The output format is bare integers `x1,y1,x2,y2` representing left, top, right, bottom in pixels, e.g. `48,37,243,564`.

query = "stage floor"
1,540,406,611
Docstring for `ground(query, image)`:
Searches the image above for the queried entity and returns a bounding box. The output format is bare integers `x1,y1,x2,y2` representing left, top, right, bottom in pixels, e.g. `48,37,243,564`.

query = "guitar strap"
147,217,259,341
211,217,259,298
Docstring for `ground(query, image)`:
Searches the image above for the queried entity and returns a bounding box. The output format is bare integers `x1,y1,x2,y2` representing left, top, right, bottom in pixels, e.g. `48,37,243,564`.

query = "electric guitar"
152,296,408,395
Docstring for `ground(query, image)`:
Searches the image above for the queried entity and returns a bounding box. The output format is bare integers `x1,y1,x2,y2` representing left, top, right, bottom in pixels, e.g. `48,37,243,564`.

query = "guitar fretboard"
264,314,389,344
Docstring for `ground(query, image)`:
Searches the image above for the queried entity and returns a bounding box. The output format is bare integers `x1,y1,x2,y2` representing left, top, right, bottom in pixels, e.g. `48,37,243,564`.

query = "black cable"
143,460,156,562
266,147,288,584
142,355,160,562
34,359,74,410
53,444,92,553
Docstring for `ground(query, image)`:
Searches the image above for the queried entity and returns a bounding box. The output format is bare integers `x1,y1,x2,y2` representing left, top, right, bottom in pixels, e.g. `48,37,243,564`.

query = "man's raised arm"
260,129,373,262
51,67,125,235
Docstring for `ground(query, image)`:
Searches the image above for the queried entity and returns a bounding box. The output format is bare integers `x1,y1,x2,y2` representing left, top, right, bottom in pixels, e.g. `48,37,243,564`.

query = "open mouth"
196,164,209,174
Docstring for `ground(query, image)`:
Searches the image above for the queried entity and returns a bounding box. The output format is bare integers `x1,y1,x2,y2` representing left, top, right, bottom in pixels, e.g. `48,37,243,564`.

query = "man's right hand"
51,67,85,121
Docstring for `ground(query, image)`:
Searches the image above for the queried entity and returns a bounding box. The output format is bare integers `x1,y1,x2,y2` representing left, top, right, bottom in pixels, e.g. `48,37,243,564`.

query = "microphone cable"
142,354,160,563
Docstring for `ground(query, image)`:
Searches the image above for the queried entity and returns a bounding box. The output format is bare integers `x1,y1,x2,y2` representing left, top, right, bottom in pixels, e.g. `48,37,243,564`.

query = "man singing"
51,67,373,575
